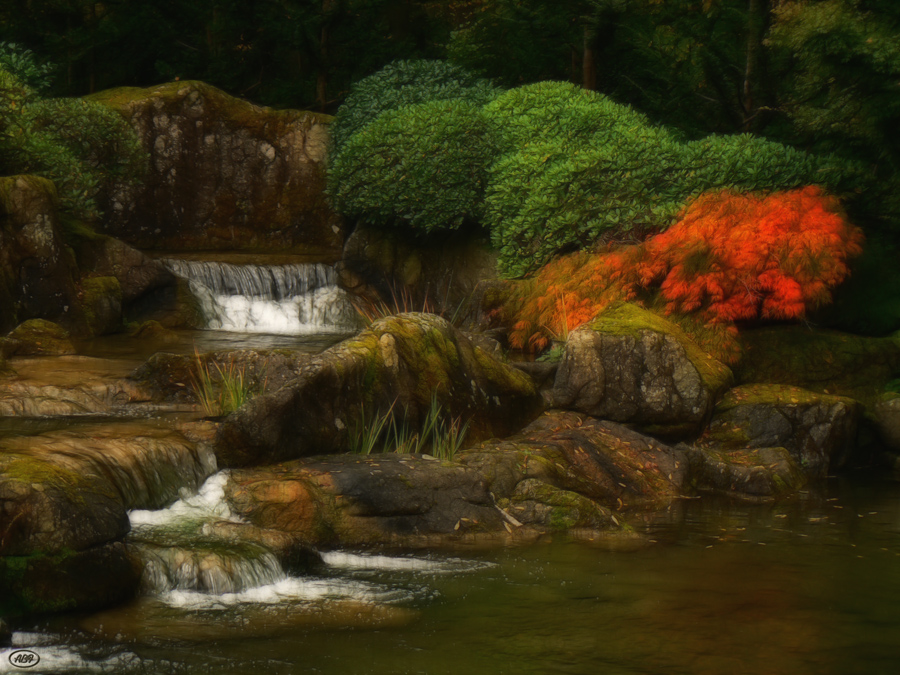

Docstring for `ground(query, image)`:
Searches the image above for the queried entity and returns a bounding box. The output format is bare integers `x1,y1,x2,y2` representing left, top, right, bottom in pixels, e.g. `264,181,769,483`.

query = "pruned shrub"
329,59,501,157
328,98,493,232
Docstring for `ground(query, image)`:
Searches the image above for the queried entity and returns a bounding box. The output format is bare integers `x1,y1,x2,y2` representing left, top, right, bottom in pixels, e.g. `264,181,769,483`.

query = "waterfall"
162,259,358,335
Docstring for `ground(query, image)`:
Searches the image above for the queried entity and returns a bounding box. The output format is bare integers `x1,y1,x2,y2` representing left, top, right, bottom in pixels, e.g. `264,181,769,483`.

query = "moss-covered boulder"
694,384,861,479
682,445,806,498
216,313,544,467
90,81,342,255
549,303,733,434
80,276,123,336
0,542,141,617
0,176,82,334
0,453,129,556
5,319,76,356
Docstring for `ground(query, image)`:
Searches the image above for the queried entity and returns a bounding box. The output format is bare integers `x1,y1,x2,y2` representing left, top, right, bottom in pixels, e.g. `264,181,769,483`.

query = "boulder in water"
549,304,733,436
216,313,545,467
4,319,76,356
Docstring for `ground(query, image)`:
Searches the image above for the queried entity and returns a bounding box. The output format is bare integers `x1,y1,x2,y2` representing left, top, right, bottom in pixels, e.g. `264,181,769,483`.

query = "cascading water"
162,259,359,335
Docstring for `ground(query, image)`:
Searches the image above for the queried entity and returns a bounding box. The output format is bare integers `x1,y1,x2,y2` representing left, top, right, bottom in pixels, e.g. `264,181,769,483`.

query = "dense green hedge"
1,47,146,220
329,99,493,232
327,62,857,277
328,59,501,157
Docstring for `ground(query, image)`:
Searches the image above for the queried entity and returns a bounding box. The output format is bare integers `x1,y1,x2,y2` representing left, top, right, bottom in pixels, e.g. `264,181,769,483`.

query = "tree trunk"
583,24,597,91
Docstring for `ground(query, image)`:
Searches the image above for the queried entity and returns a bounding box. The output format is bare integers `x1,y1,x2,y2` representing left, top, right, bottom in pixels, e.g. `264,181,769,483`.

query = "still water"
4,478,900,675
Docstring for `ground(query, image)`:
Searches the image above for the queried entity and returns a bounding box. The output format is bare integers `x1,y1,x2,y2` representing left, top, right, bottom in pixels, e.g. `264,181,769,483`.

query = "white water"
163,259,358,334
127,472,491,611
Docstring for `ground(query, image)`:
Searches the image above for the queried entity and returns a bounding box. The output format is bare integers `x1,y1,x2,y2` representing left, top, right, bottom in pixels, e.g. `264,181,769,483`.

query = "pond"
3,476,899,675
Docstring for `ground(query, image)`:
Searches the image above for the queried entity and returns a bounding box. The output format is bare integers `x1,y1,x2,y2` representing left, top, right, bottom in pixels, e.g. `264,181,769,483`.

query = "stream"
3,260,900,674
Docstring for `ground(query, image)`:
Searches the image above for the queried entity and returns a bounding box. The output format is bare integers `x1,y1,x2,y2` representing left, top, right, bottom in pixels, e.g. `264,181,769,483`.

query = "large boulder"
694,384,861,479
216,313,544,467
90,81,343,255
549,303,733,435
682,445,806,498
0,176,81,334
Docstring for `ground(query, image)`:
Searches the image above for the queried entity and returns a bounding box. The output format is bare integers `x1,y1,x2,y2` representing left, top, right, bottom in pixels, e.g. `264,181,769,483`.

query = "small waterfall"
163,259,358,335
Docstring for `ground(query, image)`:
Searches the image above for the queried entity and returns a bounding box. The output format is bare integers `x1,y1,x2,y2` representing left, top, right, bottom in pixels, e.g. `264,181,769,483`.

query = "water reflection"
4,478,900,674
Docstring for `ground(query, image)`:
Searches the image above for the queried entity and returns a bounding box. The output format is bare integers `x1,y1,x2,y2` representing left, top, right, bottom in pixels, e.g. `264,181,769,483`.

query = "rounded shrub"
329,59,501,158
483,81,673,152
328,98,493,232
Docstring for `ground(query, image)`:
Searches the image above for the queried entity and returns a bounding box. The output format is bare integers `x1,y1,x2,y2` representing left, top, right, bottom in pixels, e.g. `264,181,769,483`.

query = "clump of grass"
351,284,436,326
349,394,470,460
191,350,260,416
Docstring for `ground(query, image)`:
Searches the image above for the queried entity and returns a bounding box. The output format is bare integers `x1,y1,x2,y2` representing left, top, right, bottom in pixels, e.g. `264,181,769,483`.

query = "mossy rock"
683,445,805,499
128,319,179,342
497,479,620,531
5,319,76,355
696,383,861,479
0,543,141,617
551,303,733,434
216,313,544,467
736,326,900,409
80,276,123,336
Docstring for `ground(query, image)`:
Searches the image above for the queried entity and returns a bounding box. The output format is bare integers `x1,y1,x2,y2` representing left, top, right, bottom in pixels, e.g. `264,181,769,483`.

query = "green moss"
80,276,122,335
0,549,79,615
590,303,733,391
716,383,855,412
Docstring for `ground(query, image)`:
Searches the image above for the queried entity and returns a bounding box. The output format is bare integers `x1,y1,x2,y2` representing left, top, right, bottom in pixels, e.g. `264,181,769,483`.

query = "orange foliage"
505,187,863,358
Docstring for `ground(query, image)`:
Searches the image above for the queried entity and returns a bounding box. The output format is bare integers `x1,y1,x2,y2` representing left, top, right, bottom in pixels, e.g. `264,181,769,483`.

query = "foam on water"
156,576,412,610
321,551,497,575
129,471,238,528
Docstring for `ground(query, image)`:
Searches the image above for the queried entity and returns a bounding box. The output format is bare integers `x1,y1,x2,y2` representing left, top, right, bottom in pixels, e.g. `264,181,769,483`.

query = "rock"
460,410,688,510
80,276,123,336
0,542,141,617
0,176,81,334
74,236,175,306
90,81,342,255
0,453,129,556
216,313,544,467
549,303,733,434
5,319,76,356
226,453,505,546
223,411,686,546
338,225,498,323
682,445,805,498
130,349,311,404
694,384,861,479
874,396,900,453
0,423,215,555
0,617,10,646
128,319,179,344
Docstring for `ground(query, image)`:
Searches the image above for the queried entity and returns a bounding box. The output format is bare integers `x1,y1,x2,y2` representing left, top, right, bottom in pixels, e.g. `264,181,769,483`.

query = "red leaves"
505,186,863,353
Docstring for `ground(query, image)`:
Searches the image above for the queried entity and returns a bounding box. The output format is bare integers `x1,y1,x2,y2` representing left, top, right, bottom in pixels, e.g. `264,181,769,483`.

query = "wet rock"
694,384,861,479
74,236,175,306
90,81,342,255
225,453,505,546
130,349,311,403
0,617,10,646
5,319,76,356
874,396,900,453
0,176,81,334
338,225,498,322
0,423,215,556
682,445,806,498
80,276,123,336
498,479,618,531
549,304,733,435
460,410,687,510
217,313,544,467
0,542,141,617
128,319,179,343
0,453,129,555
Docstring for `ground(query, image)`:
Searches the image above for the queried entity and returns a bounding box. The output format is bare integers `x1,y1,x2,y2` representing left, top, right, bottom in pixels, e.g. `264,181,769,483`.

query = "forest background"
2,0,900,335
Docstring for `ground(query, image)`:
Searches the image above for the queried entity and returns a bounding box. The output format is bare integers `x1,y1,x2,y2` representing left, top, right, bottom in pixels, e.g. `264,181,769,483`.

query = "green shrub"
0,83,147,220
483,81,674,152
329,59,501,157
0,42,54,94
328,98,493,232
